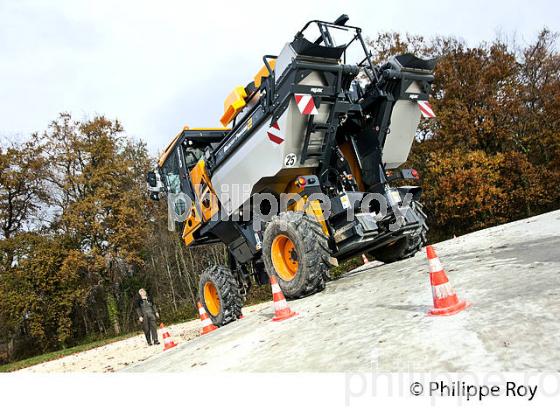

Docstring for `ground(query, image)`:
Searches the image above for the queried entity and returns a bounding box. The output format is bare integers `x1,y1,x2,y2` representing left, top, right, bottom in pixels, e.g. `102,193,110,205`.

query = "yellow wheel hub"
271,234,299,281
203,281,221,316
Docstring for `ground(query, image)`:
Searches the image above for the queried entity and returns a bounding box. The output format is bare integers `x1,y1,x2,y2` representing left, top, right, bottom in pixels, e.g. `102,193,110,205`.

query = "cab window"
161,149,182,194
183,141,205,169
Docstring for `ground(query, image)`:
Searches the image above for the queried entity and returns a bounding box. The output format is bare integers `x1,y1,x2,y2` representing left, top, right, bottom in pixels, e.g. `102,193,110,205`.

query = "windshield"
184,146,204,168
161,149,181,194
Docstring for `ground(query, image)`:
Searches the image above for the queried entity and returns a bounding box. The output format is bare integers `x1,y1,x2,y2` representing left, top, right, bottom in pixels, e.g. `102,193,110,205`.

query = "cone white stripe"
429,257,443,273
432,282,455,299
274,299,288,310
271,283,282,293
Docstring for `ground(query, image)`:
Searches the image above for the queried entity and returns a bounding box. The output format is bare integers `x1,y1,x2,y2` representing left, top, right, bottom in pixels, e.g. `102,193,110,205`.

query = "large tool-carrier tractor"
147,15,437,326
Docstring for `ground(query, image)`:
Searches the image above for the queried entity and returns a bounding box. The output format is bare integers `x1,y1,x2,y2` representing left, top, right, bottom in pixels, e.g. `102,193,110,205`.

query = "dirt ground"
16,301,274,373
19,210,560,373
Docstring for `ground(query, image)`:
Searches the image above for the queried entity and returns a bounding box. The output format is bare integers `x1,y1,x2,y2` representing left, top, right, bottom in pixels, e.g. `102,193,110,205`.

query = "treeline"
0,114,227,362
1,29,559,363
369,30,560,239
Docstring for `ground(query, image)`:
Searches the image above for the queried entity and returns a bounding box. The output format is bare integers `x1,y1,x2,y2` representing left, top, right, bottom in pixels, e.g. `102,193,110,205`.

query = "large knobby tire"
262,212,330,299
198,265,243,326
370,201,428,264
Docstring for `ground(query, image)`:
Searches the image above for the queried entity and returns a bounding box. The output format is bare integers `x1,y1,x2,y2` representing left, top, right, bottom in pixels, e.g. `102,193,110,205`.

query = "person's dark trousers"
142,313,159,344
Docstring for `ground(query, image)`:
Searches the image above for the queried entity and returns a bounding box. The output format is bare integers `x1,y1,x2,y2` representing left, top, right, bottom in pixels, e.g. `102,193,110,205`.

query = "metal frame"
297,19,379,82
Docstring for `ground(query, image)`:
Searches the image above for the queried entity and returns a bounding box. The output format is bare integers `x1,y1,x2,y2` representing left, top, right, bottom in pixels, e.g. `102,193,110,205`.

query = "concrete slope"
125,210,560,372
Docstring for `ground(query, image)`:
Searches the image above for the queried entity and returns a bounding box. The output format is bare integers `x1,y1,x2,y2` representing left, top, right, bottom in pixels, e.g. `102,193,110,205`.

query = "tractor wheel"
262,212,330,299
198,265,244,326
370,201,428,264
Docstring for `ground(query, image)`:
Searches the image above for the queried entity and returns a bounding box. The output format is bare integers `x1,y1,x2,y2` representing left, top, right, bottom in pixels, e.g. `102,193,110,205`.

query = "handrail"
262,54,277,107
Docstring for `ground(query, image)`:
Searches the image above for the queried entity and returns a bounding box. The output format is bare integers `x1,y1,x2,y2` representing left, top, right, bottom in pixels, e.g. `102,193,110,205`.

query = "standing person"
135,288,160,345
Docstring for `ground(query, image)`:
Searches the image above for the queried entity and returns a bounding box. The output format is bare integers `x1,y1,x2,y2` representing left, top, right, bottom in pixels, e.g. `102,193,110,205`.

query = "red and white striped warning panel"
267,122,284,145
294,94,319,115
418,100,436,118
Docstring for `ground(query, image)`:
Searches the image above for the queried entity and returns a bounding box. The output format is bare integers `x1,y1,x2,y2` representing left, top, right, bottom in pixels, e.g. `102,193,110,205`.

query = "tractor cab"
147,127,229,200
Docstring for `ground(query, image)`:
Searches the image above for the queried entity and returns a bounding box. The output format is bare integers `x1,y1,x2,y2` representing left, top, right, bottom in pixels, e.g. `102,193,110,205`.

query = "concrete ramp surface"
124,210,560,372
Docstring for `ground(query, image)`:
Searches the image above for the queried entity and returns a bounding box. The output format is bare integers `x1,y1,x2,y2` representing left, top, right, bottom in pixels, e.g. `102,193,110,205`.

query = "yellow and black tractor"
147,15,436,326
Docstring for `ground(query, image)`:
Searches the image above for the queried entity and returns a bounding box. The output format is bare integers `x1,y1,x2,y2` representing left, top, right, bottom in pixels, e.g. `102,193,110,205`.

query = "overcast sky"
1,0,559,154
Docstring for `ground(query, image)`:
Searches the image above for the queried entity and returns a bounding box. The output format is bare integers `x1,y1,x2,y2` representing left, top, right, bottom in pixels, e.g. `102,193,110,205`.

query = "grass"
0,331,141,373
331,255,363,278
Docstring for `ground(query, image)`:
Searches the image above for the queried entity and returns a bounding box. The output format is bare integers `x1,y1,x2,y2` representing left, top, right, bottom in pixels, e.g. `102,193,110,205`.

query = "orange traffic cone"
197,301,218,335
159,323,178,351
270,275,297,322
426,245,470,316
362,254,370,264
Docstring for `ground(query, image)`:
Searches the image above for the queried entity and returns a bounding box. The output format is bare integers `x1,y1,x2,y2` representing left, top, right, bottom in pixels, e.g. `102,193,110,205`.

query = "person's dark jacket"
135,297,159,319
